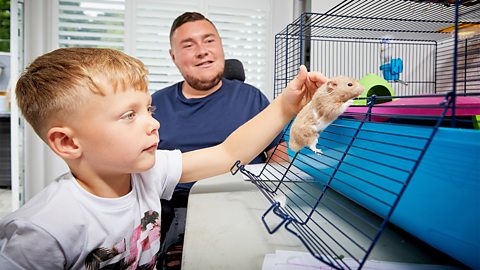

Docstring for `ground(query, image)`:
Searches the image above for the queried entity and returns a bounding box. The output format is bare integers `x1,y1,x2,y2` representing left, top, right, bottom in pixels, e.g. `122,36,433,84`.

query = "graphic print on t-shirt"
84,210,161,270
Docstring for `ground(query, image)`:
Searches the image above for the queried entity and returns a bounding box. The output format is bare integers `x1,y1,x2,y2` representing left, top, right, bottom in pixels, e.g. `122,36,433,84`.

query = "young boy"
0,48,326,269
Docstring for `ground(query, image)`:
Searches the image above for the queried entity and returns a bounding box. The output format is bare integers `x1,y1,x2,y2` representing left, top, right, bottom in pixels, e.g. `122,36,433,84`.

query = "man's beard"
184,71,224,91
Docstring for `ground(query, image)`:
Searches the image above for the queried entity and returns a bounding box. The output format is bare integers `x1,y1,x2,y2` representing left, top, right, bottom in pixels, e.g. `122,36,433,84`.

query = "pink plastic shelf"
347,96,480,121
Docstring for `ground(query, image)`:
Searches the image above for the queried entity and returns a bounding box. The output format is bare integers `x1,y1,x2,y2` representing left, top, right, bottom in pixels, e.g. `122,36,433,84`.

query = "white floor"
0,188,12,218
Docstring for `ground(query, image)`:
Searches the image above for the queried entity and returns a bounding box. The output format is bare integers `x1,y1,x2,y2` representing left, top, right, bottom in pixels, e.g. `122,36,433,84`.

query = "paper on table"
262,250,461,270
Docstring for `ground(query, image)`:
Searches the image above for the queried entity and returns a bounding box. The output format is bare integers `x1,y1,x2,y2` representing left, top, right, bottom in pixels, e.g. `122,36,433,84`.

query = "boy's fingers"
290,65,308,90
295,72,327,103
308,72,329,89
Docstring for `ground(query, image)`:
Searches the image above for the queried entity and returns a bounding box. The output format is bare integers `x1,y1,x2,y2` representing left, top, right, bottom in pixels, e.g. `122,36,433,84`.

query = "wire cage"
232,0,480,269
273,0,479,98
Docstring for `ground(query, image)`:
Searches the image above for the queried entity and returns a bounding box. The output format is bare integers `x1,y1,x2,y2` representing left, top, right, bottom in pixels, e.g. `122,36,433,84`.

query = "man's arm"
179,66,327,182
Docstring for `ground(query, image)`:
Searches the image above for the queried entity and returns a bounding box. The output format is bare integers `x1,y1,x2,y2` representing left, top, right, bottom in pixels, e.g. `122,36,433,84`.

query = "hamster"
289,76,364,154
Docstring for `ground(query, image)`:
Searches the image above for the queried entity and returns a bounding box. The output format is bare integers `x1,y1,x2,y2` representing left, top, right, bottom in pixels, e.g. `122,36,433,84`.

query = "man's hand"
281,65,328,116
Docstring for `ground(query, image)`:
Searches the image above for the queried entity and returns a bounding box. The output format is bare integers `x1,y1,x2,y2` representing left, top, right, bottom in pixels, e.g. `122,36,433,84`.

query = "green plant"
0,0,10,52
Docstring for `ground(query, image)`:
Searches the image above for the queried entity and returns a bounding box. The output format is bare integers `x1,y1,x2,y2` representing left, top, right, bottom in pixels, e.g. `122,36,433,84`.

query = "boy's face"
169,19,225,91
71,86,160,175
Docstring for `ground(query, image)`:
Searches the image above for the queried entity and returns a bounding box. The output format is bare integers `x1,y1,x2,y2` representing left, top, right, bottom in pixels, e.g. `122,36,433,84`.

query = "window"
58,0,125,50
0,0,10,52
133,1,200,90
207,4,269,91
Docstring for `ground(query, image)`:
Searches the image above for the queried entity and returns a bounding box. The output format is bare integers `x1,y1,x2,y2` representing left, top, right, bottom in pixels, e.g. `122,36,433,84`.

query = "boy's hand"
282,65,328,116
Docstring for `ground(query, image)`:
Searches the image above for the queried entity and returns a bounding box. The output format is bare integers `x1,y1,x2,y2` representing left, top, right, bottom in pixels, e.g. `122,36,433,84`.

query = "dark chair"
224,58,245,82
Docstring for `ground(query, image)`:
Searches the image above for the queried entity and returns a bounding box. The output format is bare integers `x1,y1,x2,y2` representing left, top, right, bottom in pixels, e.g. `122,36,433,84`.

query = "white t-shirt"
0,150,181,270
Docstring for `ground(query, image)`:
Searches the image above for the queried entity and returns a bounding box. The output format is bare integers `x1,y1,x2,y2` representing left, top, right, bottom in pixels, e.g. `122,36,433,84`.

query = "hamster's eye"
348,83,353,87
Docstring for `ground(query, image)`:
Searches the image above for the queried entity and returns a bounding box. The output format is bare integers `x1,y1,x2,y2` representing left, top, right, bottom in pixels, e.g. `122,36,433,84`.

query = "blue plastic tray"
288,119,480,269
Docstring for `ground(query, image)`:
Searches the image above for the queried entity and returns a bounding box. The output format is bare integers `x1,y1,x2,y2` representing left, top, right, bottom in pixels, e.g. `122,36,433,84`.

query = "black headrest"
224,59,245,82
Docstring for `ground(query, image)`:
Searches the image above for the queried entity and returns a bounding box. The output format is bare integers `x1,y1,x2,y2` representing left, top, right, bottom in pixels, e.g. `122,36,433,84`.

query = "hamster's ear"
47,127,82,160
327,80,337,93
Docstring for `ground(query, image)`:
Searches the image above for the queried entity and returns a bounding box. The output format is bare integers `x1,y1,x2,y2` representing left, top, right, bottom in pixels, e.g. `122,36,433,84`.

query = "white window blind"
207,3,270,91
58,0,125,50
56,0,273,93
133,1,201,91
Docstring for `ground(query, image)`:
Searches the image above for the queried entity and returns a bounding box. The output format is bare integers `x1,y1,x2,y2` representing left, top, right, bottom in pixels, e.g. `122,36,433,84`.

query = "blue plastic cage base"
288,120,480,269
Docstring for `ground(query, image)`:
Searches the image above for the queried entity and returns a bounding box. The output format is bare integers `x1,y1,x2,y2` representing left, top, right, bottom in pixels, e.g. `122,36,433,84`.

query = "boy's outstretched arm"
180,65,328,182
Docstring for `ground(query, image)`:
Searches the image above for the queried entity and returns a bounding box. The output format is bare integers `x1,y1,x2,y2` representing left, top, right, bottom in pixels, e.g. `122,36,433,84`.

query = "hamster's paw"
309,146,323,155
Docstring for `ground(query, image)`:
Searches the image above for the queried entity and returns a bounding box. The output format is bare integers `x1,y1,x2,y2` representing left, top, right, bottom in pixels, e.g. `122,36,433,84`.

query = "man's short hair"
169,12,218,44
16,47,149,140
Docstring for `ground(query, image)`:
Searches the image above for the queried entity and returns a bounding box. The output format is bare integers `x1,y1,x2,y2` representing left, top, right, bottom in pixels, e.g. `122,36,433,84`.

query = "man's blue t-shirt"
152,78,282,191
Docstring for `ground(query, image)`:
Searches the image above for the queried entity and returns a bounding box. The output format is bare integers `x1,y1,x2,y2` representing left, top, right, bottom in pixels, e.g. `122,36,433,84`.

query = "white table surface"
182,172,462,270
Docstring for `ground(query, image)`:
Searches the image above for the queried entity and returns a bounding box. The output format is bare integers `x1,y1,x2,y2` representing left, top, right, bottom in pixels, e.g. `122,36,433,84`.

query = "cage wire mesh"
234,0,480,269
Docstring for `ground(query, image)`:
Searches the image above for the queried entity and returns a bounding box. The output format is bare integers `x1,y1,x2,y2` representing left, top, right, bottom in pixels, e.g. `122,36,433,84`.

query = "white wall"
267,0,295,99
311,0,343,13
22,0,68,202
9,0,20,210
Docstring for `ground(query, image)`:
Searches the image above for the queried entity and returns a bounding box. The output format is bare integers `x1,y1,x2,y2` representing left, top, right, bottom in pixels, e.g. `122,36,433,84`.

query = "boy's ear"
47,127,81,160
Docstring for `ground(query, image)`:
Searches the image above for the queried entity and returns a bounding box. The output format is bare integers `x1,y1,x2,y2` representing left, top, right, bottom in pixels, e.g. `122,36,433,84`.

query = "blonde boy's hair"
15,48,149,140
